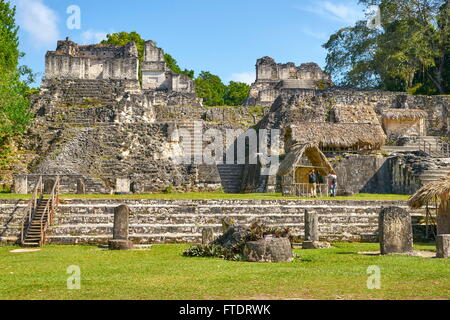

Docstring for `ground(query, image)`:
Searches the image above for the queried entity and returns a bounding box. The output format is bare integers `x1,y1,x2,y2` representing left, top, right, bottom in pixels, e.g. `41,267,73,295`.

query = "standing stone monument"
379,207,413,255
115,178,131,195
302,210,331,249
436,234,450,258
108,205,134,250
202,228,214,245
76,178,85,194
13,175,28,194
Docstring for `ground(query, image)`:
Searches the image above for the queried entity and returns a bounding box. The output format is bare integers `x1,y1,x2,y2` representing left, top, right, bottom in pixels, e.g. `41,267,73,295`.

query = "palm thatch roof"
381,108,428,120
277,143,333,176
408,176,450,209
287,123,387,150
332,104,380,124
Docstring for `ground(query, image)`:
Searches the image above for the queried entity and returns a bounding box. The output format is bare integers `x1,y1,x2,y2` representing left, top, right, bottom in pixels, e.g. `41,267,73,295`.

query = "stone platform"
0,199,428,245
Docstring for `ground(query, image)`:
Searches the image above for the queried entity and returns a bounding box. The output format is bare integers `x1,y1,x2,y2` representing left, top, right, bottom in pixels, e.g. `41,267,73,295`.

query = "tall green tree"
224,81,250,106
0,0,31,143
195,71,226,106
164,53,194,79
0,0,19,74
323,0,449,94
102,32,194,80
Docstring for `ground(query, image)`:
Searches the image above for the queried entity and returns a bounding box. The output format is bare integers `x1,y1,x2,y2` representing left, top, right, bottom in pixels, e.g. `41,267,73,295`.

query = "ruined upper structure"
44,39,195,93
245,57,333,106
141,41,194,93
45,38,140,85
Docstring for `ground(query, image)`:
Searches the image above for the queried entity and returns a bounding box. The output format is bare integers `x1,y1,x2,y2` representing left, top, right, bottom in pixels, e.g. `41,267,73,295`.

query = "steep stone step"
217,164,245,193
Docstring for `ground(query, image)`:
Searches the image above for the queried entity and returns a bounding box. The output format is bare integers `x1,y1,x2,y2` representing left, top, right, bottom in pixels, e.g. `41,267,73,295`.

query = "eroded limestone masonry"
0,199,428,245
7,39,450,198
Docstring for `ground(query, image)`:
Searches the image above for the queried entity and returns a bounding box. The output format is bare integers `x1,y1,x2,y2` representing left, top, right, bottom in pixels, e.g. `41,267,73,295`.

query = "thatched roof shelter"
277,143,333,177
381,109,428,120
286,123,387,151
408,176,450,235
332,104,380,124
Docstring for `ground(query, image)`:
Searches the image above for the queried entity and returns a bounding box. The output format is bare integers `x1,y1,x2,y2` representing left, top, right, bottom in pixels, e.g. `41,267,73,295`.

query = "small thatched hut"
408,176,450,235
277,143,333,196
285,123,387,152
381,108,427,137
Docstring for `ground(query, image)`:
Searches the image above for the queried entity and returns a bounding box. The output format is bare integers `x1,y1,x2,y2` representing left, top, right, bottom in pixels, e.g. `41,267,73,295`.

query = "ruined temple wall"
103,58,139,80
45,55,88,79
0,199,428,245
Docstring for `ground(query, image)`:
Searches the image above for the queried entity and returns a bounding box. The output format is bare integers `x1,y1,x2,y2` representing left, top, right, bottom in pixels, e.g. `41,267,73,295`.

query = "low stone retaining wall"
0,199,427,245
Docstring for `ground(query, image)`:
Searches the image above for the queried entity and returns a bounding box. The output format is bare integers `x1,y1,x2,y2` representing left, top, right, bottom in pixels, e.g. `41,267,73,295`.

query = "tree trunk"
437,195,450,235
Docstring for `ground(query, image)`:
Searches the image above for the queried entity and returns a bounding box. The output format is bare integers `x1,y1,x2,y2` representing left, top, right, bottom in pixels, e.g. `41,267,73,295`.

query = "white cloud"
298,1,365,24
301,28,328,40
229,72,255,85
14,0,60,47
80,30,108,44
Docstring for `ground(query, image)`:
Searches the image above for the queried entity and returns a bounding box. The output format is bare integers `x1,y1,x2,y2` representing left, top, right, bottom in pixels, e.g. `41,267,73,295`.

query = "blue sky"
12,0,367,86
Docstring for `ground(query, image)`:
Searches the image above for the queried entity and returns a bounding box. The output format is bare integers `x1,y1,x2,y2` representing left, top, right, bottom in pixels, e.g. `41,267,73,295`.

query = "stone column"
76,178,85,194
305,210,319,241
379,207,413,255
13,175,28,194
202,228,214,245
436,234,450,258
302,210,331,249
108,205,134,250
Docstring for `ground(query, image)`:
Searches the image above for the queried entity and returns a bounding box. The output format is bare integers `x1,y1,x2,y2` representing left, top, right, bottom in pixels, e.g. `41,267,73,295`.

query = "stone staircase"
53,79,123,105
418,168,450,186
21,198,49,247
217,164,245,193
177,121,204,161
383,136,450,187
176,121,245,193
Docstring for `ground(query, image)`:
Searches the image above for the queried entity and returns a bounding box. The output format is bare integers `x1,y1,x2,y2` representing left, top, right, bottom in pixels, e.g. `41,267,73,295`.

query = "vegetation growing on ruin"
0,243,447,300
324,0,450,95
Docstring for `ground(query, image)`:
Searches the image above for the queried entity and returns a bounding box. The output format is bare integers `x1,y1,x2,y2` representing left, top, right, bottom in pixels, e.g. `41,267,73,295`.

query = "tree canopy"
0,0,31,143
323,0,449,95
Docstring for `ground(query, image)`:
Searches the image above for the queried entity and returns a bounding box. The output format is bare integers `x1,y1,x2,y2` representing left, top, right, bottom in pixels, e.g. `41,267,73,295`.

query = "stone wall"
45,39,140,83
0,199,427,245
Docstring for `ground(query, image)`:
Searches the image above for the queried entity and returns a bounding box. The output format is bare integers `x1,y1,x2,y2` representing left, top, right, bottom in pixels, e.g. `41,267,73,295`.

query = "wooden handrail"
38,176,60,246
20,176,43,244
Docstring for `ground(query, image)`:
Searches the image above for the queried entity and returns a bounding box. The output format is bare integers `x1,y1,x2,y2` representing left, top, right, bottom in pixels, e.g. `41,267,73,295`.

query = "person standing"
328,170,338,197
308,170,318,198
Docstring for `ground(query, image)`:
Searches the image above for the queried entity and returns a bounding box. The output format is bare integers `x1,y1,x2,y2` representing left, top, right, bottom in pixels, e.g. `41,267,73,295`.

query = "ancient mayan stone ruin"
6,38,450,201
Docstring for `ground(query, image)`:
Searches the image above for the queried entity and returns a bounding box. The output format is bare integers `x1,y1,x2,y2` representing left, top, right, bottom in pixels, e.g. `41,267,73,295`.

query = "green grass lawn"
0,192,410,201
0,243,447,300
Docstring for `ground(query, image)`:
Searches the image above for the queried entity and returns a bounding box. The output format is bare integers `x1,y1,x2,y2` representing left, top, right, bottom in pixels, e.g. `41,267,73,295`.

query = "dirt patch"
358,250,436,258
10,249,41,253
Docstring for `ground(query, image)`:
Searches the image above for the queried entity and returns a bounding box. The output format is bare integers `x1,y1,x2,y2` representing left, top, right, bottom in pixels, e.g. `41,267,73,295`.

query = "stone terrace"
0,199,429,245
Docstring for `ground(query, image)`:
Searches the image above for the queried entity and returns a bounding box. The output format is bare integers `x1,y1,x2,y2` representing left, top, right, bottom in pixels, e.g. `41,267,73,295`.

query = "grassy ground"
0,192,410,201
0,243,447,300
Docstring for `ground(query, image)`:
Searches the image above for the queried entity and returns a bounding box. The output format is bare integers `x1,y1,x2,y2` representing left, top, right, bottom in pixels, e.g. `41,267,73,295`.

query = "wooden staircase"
20,176,60,247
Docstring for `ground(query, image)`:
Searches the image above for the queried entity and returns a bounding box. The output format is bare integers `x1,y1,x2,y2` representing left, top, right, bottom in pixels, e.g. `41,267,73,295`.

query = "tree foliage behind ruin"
0,0,32,142
323,0,450,95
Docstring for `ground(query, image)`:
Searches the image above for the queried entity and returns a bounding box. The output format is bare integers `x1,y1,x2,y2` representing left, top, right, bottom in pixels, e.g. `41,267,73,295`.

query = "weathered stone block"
113,205,130,241
302,241,332,249
244,238,292,262
76,179,85,194
304,210,319,241
108,239,134,250
115,178,131,194
202,227,214,245
13,176,27,194
379,207,413,255
436,234,450,258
